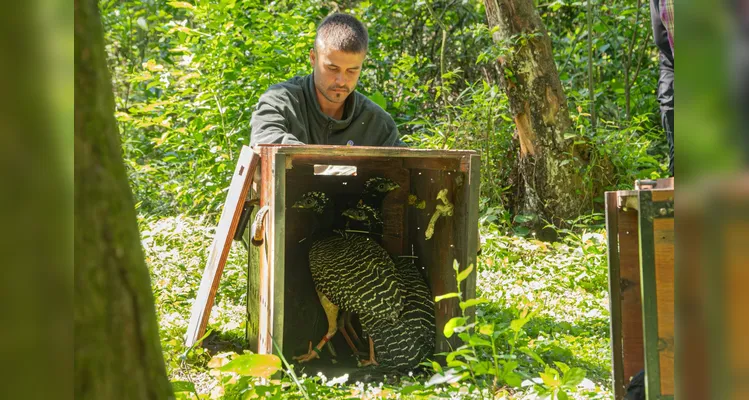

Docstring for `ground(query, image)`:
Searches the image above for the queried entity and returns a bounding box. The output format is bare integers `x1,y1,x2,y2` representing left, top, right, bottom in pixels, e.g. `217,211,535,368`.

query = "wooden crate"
605,186,674,399
246,145,480,373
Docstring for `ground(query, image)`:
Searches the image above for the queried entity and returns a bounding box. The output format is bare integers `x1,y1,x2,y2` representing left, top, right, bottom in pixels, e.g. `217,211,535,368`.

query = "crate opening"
313,164,358,176
249,147,479,378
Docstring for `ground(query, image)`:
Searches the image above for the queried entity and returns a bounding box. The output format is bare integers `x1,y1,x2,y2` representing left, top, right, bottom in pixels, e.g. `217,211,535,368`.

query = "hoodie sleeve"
249,87,305,145
383,119,408,147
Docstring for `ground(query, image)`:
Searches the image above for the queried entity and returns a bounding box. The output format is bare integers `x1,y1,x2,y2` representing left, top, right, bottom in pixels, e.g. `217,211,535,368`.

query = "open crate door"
185,146,260,348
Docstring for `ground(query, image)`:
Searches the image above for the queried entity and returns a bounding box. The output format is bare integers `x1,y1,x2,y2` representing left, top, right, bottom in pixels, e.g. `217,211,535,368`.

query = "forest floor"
142,214,613,399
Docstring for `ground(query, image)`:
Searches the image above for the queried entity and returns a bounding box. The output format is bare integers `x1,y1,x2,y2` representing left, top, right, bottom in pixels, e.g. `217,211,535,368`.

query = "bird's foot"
293,341,320,363
358,357,379,367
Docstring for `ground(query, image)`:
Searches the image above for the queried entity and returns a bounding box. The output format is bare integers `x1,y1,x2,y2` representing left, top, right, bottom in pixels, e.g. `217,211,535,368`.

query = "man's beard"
315,79,350,103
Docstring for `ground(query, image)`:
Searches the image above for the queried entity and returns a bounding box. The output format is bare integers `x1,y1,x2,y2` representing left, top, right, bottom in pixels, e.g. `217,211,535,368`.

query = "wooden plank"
288,153,464,173
605,192,626,400
289,155,402,170
639,190,673,400
726,221,749,400
654,218,674,395
272,153,287,355
185,146,259,347
246,205,260,352
402,157,463,172
257,147,276,354
651,189,674,202
618,206,644,383
259,143,478,159
410,168,458,353
460,155,480,313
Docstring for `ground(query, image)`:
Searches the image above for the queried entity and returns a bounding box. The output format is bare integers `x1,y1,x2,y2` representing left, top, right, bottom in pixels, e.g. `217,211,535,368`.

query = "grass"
141,213,613,399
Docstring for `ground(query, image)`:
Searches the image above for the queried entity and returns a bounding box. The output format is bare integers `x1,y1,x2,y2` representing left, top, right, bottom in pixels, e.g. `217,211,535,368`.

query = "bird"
290,191,404,364
356,256,435,374
340,202,436,376
341,177,400,237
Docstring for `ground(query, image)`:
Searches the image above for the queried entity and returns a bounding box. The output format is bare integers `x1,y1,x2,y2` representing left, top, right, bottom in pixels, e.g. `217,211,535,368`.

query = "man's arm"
382,119,408,147
249,89,305,145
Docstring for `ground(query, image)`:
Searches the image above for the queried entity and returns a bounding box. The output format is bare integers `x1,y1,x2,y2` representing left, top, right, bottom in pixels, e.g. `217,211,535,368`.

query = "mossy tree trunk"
74,0,173,398
484,0,596,227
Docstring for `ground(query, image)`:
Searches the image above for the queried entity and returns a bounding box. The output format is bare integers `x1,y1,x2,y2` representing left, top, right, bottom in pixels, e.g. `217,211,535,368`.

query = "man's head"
310,13,368,105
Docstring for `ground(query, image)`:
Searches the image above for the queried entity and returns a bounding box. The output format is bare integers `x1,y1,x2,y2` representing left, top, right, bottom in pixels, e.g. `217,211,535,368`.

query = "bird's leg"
358,337,379,367
344,312,365,350
293,291,338,363
337,312,367,357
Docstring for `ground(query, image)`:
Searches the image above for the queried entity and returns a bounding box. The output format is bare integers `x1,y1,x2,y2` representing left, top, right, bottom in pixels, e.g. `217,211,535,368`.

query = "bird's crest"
292,191,329,214
342,201,382,223
364,177,400,194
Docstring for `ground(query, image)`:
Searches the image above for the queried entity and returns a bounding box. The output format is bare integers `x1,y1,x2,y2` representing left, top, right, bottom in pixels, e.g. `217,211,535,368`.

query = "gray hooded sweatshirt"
249,73,405,146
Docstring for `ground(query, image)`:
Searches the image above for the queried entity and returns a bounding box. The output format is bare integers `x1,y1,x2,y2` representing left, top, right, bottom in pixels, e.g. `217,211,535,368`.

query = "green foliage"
143,215,613,398
103,0,667,221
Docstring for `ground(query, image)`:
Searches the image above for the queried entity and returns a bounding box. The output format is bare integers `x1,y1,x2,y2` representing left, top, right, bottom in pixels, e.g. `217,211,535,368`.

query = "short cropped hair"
315,13,368,54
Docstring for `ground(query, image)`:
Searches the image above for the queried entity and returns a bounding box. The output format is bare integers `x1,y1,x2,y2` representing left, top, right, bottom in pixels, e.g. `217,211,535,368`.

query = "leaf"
468,336,492,347
513,213,535,223
136,17,148,30
400,384,424,395
562,367,586,388
207,353,231,368
368,91,388,110
171,381,195,393
443,317,466,338
456,264,474,283
434,292,460,302
460,298,489,311
218,353,281,378
168,1,196,10
519,347,545,365
505,372,523,388
425,368,466,387
431,360,442,373
510,317,529,333
539,372,560,388
557,390,570,400
478,323,494,336
554,361,570,374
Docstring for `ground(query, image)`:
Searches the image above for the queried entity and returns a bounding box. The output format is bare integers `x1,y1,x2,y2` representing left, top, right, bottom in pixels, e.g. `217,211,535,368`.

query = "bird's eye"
378,183,386,191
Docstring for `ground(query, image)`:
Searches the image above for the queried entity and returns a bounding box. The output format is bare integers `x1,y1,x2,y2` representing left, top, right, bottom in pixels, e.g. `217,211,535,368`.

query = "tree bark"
74,0,172,398
484,0,596,227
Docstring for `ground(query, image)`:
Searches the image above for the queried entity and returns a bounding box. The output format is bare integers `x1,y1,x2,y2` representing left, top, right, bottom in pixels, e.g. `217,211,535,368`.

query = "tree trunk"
484,0,595,227
74,0,173,398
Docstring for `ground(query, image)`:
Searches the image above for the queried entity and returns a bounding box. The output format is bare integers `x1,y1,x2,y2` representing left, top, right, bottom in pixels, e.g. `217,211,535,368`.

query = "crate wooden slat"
638,190,674,400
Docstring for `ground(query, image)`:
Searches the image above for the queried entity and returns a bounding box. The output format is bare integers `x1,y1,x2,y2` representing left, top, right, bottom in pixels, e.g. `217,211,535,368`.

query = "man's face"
310,44,366,105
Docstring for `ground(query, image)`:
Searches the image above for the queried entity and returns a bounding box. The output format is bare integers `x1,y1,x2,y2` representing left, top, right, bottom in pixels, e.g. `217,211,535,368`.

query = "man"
250,13,404,147
650,0,674,176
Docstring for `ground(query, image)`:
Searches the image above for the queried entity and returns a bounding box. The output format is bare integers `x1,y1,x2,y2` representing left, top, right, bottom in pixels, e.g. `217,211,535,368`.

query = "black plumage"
358,256,435,372
308,233,404,321
341,189,436,375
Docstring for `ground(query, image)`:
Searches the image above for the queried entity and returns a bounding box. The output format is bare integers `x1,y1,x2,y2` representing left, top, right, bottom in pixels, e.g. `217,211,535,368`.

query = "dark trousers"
650,0,675,176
